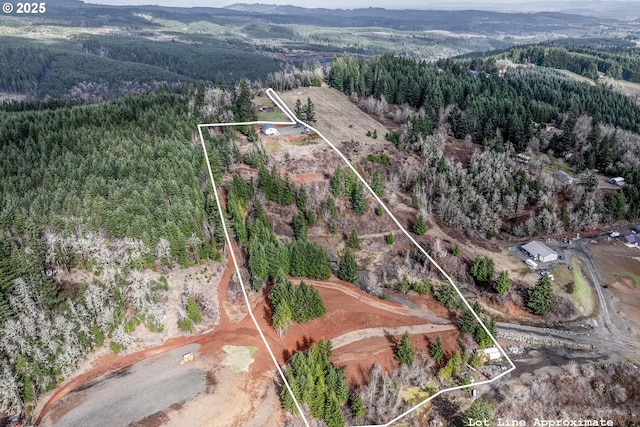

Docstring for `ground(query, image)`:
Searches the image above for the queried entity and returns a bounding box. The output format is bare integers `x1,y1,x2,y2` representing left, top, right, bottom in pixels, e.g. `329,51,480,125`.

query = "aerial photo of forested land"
1,1,640,426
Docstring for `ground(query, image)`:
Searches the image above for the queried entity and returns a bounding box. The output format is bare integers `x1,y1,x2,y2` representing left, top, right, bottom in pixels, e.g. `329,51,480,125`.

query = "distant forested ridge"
0,36,280,100
503,44,640,83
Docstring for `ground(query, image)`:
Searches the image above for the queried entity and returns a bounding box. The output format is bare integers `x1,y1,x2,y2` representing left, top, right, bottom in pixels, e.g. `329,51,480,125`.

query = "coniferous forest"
0,85,237,413
328,52,640,236
2,2,640,422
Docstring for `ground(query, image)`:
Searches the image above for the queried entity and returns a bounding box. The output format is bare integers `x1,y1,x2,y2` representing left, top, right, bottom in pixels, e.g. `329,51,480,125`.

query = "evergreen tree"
474,324,493,348
395,331,416,366
370,169,385,197
413,214,427,235
272,301,292,337
493,271,512,294
347,230,360,249
453,245,461,257
234,78,256,122
304,97,317,123
375,205,384,216
249,239,269,289
330,164,344,197
186,296,202,324
450,350,463,375
386,233,395,244
294,98,305,121
293,214,308,241
434,283,459,310
469,255,495,284
350,182,367,216
280,340,348,426
464,398,494,426
349,393,366,420
430,336,444,363
337,249,357,283
215,72,227,89
458,308,477,335
296,185,308,212
287,241,331,280
527,275,555,315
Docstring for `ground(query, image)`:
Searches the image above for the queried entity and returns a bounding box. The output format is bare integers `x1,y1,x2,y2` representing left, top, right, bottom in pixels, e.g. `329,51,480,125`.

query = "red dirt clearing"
333,327,460,388
38,240,455,425
289,172,325,184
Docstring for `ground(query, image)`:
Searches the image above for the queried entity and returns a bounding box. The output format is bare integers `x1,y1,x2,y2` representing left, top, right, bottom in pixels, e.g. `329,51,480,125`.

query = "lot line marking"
197,87,516,427
198,123,311,427
265,88,517,426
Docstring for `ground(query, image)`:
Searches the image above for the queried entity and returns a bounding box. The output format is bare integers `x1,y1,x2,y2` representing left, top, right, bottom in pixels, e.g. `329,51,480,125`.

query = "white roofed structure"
521,241,558,263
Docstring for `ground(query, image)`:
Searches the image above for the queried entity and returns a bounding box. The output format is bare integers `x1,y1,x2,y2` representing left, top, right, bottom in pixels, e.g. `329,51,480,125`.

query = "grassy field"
278,86,390,148
558,69,596,85
614,271,640,289
570,256,595,314
557,69,640,98
256,96,290,122
618,79,640,96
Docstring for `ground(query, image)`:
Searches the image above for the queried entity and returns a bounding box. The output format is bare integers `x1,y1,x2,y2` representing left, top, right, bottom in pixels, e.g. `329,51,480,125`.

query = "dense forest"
0,81,267,412
0,36,280,99
328,53,640,236
502,44,640,82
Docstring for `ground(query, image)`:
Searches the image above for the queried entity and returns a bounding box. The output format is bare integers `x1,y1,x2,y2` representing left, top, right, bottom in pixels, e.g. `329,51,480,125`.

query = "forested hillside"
0,36,280,100
0,84,249,413
503,44,640,83
328,53,640,236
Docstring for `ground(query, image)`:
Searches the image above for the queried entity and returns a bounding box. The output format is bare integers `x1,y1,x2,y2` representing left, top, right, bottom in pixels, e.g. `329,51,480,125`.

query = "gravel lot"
41,344,206,427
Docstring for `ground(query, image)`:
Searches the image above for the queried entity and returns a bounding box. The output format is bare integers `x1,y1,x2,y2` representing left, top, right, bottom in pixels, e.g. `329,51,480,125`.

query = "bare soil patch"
443,138,482,167
333,327,460,388
590,241,640,332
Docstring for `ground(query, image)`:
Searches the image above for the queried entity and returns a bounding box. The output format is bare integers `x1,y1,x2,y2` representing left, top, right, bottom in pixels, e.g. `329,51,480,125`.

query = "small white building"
261,124,280,136
482,347,502,361
521,241,558,263
609,177,625,186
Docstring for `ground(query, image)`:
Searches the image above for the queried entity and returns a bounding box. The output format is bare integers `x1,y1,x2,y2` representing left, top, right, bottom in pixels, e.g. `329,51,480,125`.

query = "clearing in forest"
197,87,514,426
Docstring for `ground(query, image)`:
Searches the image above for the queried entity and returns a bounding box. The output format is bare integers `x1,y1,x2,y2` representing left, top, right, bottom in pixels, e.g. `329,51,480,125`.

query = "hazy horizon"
83,0,640,13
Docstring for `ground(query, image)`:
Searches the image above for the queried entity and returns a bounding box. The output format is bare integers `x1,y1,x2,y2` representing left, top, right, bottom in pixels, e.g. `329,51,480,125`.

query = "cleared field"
618,79,640,96
570,256,595,315
256,95,289,122
590,241,640,332
279,85,391,155
558,69,596,85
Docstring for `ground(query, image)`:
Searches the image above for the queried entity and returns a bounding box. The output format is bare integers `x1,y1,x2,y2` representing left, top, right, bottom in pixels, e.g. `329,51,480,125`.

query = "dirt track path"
331,323,456,349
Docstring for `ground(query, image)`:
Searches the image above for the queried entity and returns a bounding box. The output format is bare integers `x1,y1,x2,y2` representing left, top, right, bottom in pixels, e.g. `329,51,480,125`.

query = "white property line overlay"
197,87,516,427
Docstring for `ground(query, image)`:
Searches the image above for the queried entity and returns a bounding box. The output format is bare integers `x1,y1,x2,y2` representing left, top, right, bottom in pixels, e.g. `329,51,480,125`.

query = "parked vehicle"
179,352,194,365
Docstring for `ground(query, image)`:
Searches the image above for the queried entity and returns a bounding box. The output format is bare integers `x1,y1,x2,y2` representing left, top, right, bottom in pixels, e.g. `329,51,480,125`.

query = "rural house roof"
521,240,557,259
